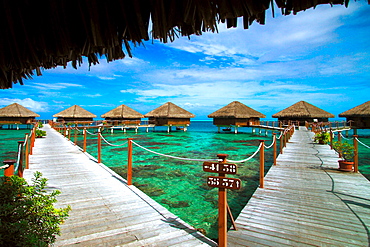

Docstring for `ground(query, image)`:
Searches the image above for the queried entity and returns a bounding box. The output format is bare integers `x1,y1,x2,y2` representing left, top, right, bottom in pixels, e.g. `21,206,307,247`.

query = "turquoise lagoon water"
0,127,31,177
1,122,370,239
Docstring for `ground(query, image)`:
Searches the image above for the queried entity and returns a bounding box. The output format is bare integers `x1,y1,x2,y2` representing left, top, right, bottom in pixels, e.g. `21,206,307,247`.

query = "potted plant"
332,141,354,172
313,132,330,144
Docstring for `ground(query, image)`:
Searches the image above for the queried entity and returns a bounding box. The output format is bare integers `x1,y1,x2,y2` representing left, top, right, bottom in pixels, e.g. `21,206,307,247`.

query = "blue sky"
1,2,369,120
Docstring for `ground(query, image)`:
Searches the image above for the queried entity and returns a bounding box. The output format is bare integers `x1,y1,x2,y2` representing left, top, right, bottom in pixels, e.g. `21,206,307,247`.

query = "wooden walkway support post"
83,128,87,152
216,153,228,247
273,133,277,166
127,138,133,185
97,128,102,163
3,159,16,176
353,135,359,173
260,140,265,188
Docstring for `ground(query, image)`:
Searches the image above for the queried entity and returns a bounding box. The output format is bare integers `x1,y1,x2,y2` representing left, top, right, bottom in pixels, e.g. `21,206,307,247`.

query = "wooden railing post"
25,133,29,169
260,140,265,188
97,128,102,163
338,131,342,143
17,141,25,178
74,127,78,145
280,132,283,154
127,138,133,185
83,128,87,152
216,153,228,247
3,159,16,176
273,133,277,166
330,128,333,149
353,135,359,173
68,127,71,141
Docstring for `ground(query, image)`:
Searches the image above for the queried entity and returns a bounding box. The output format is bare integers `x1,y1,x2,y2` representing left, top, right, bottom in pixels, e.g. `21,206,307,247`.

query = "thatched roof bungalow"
0,103,39,125
339,101,370,129
53,105,96,123
145,102,195,132
101,104,144,125
272,101,334,126
208,101,266,133
1,1,361,89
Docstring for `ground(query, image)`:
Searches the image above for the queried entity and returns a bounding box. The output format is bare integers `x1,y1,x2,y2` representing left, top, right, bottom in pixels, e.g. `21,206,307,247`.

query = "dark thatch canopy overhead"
0,103,40,117
145,102,195,118
208,101,266,118
0,0,357,89
339,101,370,117
101,104,144,119
53,105,96,118
272,101,335,118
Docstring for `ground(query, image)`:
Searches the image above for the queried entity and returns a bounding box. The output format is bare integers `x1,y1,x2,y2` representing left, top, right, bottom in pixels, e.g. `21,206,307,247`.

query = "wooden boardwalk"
23,125,216,247
228,127,370,246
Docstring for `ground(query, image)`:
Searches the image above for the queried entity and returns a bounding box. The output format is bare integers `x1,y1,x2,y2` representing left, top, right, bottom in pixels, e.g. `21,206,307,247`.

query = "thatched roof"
145,102,195,118
272,101,335,118
1,0,358,89
208,101,265,118
53,105,96,118
339,101,370,117
0,103,40,117
101,104,144,119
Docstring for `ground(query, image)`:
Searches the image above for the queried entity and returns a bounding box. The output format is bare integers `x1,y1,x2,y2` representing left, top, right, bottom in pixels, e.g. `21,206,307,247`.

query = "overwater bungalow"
0,103,39,129
272,101,334,126
101,104,144,125
53,105,96,124
145,102,195,132
339,101,370,131
208,101,266,133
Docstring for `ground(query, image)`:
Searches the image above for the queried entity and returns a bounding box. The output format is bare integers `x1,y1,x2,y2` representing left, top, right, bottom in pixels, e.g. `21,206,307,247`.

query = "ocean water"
78,121,275,239
0,128,31,176
1,122,370,239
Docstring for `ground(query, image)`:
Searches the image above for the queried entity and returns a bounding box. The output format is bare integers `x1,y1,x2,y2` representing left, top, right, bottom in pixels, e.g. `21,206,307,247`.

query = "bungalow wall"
104,118,141,125
346,117,370,129
212,118,260,126
0,117,36,124
56,117,94,123
148,117,190,126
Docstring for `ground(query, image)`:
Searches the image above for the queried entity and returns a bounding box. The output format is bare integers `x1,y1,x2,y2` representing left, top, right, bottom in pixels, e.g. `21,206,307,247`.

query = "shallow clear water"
1,123,370,239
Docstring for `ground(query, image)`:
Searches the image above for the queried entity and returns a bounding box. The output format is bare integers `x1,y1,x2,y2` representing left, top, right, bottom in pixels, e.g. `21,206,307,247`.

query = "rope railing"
99,133,128,147
132,140,218,162
356,137,370,149
227,142,263,163
86,129,98,136
264,135,276,149
339,132,351,141
0,164,9,170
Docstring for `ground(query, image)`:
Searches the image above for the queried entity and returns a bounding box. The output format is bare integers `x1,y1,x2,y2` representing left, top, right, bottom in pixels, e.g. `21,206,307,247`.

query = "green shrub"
332,141,355,162
313,132,330,144
35,129,46,138
0,172,70,246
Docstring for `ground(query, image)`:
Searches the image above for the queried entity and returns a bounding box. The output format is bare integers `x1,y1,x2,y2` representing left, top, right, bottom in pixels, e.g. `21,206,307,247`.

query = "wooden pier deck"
23,124,216,247
228,126,370,246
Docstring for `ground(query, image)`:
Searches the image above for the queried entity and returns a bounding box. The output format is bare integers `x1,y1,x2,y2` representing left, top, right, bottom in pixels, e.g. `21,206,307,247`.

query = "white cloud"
30,82,83,90
0,98,49,112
